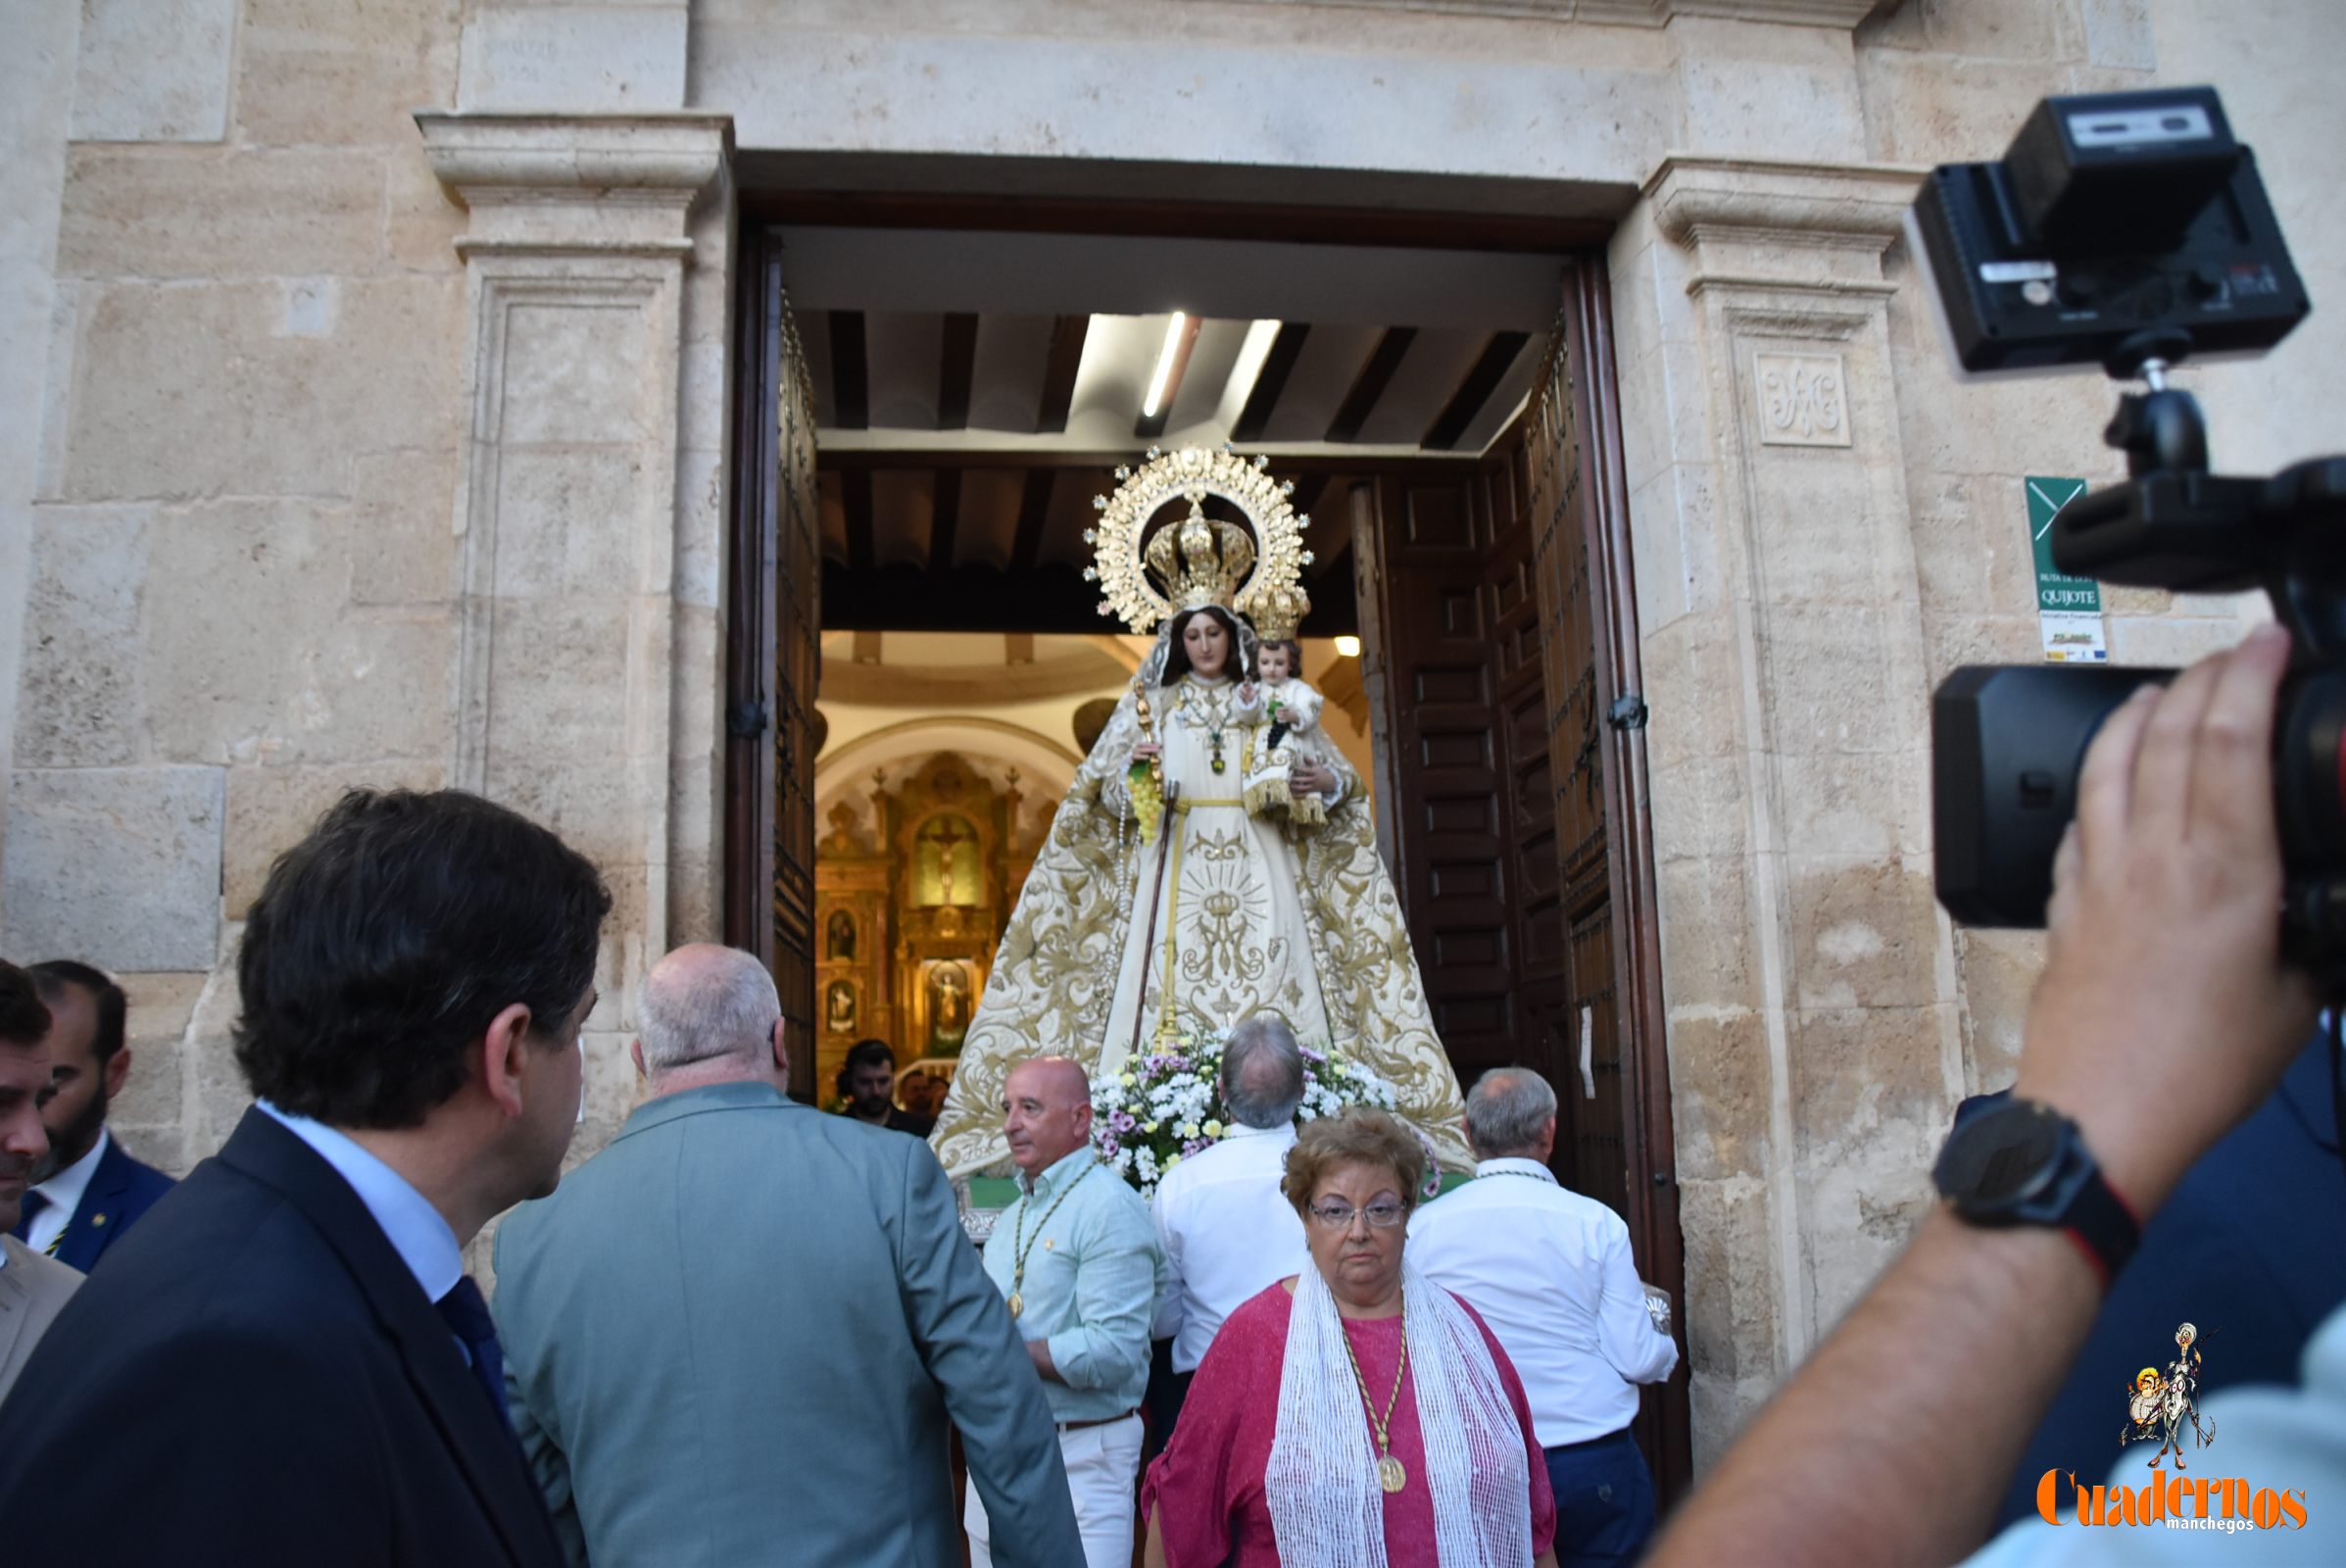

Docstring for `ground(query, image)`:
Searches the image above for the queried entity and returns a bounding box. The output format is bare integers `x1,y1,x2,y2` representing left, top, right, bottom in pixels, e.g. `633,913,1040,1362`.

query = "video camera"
1912,87,2346,975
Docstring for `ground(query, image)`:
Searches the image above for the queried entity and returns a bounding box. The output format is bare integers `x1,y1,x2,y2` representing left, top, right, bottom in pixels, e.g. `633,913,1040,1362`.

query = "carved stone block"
1752,351,1851,448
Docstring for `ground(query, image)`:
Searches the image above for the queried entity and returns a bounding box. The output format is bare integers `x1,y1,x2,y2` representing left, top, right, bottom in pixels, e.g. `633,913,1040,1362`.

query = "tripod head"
2052,364,2346,661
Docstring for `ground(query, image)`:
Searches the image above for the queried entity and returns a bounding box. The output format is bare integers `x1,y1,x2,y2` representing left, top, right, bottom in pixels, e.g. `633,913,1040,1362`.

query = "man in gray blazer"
491,944,1081,1568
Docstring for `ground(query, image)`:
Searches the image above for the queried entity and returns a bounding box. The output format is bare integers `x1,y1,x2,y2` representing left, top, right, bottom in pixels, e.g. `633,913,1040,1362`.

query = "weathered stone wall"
3,0,2341,1461
2,0,473,1174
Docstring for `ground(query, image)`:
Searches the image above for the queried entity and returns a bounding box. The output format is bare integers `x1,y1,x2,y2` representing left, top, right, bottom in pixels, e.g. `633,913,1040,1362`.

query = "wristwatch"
1931,1098,2141,1287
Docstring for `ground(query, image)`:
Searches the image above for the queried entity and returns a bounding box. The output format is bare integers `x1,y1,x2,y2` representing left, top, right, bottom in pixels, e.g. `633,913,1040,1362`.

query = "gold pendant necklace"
1183,678,1232,775
1007,1160,1097,1318
1339,1295,1411,1493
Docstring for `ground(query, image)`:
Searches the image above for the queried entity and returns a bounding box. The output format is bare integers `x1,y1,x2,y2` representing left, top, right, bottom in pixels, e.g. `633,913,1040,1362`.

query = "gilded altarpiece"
812,756,1038,1095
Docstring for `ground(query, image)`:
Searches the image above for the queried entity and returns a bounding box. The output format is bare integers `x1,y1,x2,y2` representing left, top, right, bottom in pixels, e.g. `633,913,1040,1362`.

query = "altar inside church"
812,752,1044,1103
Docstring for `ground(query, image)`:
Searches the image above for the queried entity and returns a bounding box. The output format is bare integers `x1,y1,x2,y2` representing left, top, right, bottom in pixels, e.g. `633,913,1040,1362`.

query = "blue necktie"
12,1190,52,1250
435,1276,513,1429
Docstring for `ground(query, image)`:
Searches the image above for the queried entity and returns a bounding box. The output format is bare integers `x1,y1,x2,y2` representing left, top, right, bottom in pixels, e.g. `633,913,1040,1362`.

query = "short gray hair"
1222,1014,1304,1129
1464,1067,1557,1158
638,946,779,1072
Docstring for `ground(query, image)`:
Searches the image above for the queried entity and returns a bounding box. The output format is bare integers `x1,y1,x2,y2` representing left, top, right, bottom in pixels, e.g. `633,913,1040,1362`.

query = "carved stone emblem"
1753,352,1851,448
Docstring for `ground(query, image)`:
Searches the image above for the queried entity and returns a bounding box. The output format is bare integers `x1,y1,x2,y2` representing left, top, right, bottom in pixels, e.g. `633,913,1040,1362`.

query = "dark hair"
838,1037,897,1091
1257,637,1304,678
1160,607,1251,685
234,789,611,1130
0,960,52,1048
29,960,127,1065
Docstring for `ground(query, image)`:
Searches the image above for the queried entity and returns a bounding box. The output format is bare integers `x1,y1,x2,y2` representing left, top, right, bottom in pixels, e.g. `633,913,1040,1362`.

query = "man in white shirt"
1149,1014,1311,1416
1410,1066,1678,1568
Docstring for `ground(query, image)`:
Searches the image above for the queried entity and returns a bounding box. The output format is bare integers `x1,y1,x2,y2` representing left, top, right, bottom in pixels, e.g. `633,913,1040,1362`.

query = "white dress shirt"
256,1101,461,1305
21,1127,109,1256
1149,1120,1309,1374
1408,1156,1679,1447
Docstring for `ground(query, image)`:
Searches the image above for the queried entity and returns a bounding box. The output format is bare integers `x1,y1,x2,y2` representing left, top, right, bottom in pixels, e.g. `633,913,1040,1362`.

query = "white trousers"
965,1412,1143,1568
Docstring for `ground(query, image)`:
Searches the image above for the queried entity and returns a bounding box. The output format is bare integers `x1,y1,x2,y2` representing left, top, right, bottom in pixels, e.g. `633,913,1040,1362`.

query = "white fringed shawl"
1263,1260,1534,1567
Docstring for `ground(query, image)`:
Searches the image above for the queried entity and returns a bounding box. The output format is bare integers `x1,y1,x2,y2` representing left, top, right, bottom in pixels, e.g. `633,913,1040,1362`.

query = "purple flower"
1100,1137,1121,1156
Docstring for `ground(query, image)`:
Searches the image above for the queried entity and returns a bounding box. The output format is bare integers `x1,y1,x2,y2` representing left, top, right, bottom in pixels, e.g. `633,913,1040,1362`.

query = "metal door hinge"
1608,696,1649,732
726,700,769,738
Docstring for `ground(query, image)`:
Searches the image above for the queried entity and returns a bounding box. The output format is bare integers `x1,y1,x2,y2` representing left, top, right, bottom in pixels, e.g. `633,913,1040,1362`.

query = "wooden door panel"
724,227,822,1096
1357,260,1688,1500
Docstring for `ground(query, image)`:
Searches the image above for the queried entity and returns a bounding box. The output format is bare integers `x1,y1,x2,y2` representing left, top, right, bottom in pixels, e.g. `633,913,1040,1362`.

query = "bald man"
969,1056,1166,1568
490,946,1080,1568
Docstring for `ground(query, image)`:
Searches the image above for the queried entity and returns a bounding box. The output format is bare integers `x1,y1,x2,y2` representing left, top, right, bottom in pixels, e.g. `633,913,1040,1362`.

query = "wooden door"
1356,259,1689,1500
725,227,822,1091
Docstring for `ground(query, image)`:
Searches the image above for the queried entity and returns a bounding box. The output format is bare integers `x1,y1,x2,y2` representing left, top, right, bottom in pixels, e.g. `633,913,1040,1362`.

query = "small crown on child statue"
1243,581,1310,643
1144,493,1256,613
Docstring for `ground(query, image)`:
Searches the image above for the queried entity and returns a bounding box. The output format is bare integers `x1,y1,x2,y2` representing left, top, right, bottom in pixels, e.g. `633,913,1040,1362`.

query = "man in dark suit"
10,961,174,1271
0,789,610,1568
1,961,80,1407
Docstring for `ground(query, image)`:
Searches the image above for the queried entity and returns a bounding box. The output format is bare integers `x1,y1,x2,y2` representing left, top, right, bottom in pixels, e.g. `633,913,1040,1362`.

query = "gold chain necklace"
1006,1159,1097,1318
1338,1295,1412,1493
1179,678,1237,775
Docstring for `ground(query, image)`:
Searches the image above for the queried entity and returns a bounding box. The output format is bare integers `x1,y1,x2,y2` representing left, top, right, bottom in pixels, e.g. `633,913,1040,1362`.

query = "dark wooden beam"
1133,315,1202,442
828,310,868,430
842,466,875,574
938,312,978,430
745,190,1616,255
819,448,1483,476
1009,466,1056,573
928,467,961,575
1231,321,1311,445
1037,315,1089,434
1325,327,1417,444
1422,330,1533,450
1291,473,1336,536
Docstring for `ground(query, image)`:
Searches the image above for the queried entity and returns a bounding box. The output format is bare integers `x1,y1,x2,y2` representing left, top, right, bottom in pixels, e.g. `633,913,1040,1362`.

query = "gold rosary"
1339,1297,1412,1493
1005,1160,1097,1318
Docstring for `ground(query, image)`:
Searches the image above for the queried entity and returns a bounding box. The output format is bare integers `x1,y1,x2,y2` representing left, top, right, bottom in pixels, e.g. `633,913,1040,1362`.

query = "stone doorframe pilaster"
1613,156,1969,1457
415,111,732,1052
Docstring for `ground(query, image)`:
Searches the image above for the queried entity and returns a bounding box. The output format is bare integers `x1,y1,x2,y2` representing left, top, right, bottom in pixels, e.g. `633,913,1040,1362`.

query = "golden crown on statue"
1240,580,1310,643
1085,446,1312,634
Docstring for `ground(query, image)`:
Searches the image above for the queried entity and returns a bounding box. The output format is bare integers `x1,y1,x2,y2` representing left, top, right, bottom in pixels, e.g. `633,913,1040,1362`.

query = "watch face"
1936,1102,2065,1209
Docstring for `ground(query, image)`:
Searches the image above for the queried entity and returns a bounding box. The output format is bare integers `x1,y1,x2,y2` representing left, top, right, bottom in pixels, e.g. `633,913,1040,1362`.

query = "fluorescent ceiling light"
1334,635,1362,659
1142,312,1189,417
1216,318,1284,428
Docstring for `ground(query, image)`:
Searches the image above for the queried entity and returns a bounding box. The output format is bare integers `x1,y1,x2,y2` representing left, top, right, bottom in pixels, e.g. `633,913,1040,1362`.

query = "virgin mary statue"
929,449,1468,1178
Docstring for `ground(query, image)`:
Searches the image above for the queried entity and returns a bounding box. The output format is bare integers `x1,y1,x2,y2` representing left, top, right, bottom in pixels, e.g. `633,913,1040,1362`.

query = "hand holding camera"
2017,624,2319,1214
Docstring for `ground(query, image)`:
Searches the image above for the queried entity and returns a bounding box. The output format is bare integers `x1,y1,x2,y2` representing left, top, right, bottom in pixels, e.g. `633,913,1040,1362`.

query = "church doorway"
719,200,1689,1495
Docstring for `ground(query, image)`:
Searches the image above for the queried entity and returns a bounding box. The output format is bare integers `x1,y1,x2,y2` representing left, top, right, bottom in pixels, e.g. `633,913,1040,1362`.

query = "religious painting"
924,959,973,1054
825,979,857,1036
912,813,983,906
826,909,855,961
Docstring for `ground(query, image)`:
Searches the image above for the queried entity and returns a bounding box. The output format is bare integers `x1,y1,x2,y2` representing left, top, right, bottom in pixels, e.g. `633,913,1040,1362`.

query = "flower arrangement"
1090,1023,1440,1200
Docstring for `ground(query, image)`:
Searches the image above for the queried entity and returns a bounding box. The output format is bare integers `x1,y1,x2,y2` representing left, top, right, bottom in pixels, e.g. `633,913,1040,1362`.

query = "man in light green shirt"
970,1055,1167,1568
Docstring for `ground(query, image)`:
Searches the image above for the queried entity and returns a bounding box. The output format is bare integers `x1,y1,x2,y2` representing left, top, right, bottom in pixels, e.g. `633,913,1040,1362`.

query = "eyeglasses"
1305,1198,1407,1230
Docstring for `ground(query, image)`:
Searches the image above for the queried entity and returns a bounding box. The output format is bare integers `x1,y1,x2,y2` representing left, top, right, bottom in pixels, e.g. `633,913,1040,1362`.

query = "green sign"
2025,476,2101,614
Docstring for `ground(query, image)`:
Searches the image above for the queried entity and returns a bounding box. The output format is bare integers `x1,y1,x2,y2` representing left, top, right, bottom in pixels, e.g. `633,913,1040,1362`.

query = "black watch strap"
2058,1163,2140,1288
1934,1098,2141,1287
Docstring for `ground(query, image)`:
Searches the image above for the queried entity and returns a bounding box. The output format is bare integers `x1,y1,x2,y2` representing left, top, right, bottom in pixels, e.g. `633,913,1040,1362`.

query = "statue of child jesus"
1239,637,1333,826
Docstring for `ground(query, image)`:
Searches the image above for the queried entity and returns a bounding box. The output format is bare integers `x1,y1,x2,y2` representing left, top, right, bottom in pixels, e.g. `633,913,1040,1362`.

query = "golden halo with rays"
1083,446,1313,635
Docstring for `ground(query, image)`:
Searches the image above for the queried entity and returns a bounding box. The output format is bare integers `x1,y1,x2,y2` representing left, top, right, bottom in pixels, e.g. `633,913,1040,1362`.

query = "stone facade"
3,0,2341,1462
